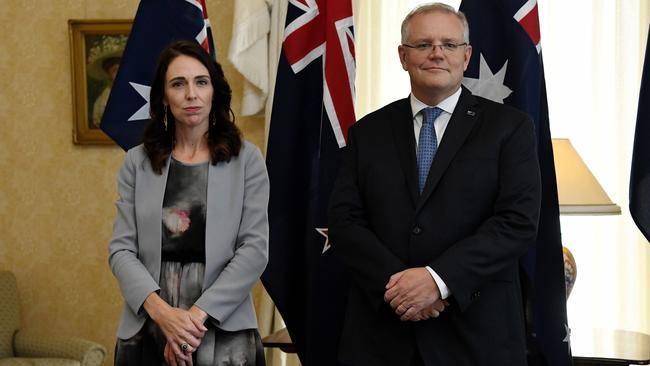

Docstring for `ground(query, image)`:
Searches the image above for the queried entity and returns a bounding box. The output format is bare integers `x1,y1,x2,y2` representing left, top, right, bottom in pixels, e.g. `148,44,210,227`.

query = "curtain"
537,0,650,336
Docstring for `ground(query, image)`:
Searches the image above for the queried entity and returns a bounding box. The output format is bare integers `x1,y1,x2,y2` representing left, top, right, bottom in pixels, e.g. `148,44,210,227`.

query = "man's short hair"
401,2,470,44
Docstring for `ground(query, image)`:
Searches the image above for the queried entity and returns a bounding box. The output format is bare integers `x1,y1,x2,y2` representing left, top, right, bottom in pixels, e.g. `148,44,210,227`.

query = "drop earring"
163,105,168,131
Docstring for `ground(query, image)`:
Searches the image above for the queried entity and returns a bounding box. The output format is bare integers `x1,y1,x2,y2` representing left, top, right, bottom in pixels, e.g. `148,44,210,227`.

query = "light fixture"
552,138,621,297
552,138,621,215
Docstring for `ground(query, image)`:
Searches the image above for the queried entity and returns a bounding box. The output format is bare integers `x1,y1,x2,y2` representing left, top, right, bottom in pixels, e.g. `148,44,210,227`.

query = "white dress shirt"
409,87,463,300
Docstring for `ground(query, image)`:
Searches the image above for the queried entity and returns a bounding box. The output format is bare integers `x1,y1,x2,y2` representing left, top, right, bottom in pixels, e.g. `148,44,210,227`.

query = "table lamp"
551,138,621,297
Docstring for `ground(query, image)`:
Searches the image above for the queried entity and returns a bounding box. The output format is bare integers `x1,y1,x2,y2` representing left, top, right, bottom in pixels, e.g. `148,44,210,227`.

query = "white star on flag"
462,53,513,104
315,228,330,253
128,82,151,121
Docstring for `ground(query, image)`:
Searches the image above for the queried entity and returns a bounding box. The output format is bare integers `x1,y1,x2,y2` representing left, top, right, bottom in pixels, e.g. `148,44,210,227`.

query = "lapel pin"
466,110,476,116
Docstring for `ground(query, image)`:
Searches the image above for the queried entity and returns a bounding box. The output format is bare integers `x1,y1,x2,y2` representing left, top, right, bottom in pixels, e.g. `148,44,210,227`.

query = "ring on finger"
181,343,189,352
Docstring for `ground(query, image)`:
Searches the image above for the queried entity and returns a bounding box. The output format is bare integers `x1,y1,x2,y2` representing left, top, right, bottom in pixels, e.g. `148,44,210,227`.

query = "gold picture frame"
69,19,132,145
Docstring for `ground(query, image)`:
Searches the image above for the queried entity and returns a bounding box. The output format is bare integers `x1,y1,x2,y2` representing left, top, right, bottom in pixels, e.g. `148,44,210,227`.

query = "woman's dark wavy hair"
143,40,241,174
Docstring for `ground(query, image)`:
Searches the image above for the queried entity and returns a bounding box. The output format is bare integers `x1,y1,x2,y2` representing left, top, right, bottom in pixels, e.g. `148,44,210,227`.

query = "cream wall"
0,1,265,365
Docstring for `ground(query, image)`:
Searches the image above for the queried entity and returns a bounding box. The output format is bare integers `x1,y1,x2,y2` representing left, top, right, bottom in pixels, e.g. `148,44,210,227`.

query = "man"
328,3,541,365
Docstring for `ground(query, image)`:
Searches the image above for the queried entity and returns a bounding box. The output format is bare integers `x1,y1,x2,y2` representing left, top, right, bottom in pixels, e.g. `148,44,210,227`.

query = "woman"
108,40,269,366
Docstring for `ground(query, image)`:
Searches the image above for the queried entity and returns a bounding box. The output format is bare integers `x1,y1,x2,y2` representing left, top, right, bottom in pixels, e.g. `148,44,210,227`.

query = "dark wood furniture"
572,328,650,365
262,327,296,353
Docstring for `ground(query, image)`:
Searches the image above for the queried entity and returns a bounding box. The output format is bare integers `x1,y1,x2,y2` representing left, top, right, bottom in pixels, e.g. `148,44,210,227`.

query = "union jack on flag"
263,1,355,365
283,0,356,147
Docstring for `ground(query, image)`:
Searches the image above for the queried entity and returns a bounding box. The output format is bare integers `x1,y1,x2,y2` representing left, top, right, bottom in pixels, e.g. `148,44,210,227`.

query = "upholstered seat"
0,359,81,366
0,271,106,366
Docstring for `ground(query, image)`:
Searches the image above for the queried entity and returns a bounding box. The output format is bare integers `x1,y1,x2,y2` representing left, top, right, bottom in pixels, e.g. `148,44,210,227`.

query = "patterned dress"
115,158,264,366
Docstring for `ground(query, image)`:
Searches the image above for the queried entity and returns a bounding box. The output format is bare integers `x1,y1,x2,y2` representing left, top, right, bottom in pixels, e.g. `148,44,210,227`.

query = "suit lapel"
389,98,419,206
416,89,480,213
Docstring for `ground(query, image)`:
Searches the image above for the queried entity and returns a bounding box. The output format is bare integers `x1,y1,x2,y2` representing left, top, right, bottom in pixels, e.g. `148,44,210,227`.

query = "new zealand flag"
630,26,650,242
459,1,572,365
100,0,215,150
262,0,355,365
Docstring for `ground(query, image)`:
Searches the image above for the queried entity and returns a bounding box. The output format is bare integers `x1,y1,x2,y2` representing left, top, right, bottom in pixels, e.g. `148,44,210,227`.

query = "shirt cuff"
426,266,450,300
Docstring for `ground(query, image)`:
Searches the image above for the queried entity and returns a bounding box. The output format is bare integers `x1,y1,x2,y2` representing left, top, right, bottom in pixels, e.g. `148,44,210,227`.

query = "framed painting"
69,19,132,144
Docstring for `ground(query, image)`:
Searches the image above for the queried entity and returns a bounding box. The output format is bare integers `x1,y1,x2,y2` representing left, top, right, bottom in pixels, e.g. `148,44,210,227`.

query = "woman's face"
163,55,213,130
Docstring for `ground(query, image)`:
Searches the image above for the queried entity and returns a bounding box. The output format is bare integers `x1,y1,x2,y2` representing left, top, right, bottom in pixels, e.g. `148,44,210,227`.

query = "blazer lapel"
204,159,233,290
416,89,480,213
138,154,171,283
389,98,419,206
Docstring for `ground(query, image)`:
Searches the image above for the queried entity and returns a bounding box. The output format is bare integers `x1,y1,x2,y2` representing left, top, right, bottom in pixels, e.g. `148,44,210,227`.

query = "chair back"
0,271,20,358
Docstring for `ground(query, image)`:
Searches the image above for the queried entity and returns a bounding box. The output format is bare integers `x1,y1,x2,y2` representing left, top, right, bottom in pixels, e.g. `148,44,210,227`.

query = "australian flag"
262,0,355,365
630,26,650,242
459,0,572,365
100,0,215,150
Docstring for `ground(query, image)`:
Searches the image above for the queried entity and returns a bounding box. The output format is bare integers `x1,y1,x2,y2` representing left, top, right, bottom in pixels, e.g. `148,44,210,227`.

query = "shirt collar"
410,87,462,118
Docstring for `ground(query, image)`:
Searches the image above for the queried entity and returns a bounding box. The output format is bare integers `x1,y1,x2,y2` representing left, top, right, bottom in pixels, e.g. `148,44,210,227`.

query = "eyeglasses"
402,42,468,54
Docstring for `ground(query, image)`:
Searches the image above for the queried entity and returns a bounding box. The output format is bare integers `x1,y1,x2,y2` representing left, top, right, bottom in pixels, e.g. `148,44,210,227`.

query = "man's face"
398,11,472,104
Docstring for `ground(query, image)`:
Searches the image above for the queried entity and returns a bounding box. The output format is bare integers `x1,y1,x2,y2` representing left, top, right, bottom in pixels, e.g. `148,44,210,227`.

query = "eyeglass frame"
401,42,469,54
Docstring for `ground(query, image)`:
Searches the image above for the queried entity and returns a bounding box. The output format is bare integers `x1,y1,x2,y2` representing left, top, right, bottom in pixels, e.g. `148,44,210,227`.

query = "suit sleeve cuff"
426,266,450,299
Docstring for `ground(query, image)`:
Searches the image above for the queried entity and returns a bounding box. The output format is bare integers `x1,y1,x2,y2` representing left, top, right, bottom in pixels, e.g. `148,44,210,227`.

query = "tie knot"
422,107,443,125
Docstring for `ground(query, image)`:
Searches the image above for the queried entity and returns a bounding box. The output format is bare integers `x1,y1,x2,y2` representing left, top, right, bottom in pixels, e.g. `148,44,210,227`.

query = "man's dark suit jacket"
328,88,541,366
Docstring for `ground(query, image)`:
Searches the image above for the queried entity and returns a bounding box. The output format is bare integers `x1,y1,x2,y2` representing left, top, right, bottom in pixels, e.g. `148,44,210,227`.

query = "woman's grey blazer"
108,141,269,340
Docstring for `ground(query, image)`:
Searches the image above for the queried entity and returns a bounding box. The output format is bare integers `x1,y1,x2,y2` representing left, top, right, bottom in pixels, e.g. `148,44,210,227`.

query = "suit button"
412,226,422,235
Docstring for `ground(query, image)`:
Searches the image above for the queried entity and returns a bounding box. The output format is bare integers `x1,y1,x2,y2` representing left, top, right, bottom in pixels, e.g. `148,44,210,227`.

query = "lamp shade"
552,138,621,215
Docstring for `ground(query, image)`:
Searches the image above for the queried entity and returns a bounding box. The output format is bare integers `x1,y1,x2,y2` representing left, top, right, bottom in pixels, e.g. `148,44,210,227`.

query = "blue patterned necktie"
417,107,443,193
